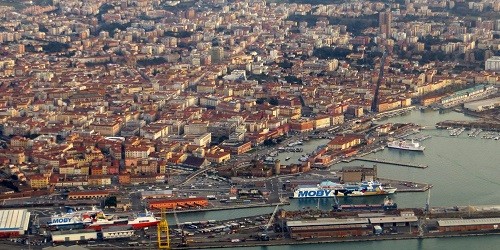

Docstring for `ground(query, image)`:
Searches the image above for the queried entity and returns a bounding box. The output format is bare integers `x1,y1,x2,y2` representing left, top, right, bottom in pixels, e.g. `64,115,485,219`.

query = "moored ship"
292,180,397,198
47,215,86,230
48,207,156,231
47,206,100,230
127,210,159,229
387,139,425,151
85,211,129,230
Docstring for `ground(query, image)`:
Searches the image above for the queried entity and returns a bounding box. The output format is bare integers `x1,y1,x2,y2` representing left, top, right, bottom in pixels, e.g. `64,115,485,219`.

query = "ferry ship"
47,206,99,230
47,214,86,230
293,180,397,198
387,139,425,151
127,210,160,229
85,211,129,230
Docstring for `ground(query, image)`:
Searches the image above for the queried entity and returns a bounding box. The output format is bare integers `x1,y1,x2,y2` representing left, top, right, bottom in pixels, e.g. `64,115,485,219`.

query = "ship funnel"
65,206,76,213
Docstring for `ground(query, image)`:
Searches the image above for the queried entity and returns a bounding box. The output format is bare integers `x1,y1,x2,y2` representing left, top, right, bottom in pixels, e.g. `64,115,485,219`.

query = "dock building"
341,165,377,182
286,218,372,239
0,209,31,238
148,197,209,210
437,218,500,233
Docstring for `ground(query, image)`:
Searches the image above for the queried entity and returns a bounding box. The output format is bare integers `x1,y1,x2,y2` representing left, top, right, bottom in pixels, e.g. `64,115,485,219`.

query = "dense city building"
0,0,498,248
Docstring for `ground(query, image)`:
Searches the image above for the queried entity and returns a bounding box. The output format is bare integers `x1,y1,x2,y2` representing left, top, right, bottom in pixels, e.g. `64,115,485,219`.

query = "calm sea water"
176,110,500,249
214,236,500,250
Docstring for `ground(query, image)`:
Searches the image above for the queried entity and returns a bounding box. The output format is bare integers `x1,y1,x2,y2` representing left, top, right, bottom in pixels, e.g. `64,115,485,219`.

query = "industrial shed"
0,209,31,237
51,229,98,243
141,190,173,200
367,216,419,234
368,216,418,227
148,197,209,210
287,218,372,239
102,226,135,239
464,97,500,112
437,218,500,233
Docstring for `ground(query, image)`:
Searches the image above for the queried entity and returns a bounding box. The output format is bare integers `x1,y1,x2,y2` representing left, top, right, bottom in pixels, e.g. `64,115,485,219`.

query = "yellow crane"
157,208,170,249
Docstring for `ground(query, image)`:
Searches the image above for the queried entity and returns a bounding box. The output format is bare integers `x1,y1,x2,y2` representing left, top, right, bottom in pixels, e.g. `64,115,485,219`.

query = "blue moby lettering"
297,190,332,197
52,218,72,224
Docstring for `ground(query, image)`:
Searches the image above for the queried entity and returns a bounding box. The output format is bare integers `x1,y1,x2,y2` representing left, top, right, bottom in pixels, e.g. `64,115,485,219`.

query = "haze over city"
0,0,499,249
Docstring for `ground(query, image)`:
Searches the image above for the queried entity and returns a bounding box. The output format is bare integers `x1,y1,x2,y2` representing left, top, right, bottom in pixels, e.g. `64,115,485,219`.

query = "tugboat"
285,157,290,161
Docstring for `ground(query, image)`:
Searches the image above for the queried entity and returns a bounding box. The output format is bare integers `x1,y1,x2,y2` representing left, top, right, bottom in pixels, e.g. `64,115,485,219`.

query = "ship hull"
48,223,86,231
292,190,396,198
128,221,159,230
87,220,128,230
293,180,397,199
387,145,424,151
338,191,394,197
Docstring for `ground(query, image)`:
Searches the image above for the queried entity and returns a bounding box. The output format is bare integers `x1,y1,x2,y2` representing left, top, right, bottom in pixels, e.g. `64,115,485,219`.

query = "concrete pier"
436,120,500,131
353,157,428,169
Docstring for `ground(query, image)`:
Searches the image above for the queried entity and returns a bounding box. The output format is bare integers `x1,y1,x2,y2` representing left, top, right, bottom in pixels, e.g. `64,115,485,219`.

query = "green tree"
313,47,351,60
269,97,279,106
43,42,70,53
278,60,293,69
104,196,117,207
284,75,303,85
256,98,266,104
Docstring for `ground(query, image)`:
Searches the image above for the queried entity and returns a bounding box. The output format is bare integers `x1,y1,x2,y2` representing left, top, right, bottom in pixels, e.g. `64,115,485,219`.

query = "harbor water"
176,109,500,249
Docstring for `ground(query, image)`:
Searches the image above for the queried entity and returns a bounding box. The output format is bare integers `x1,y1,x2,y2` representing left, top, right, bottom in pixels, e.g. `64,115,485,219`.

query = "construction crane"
418,188,431,237
157,208,170,249
332,191,341,211
259,204,280,241
173,208,188,247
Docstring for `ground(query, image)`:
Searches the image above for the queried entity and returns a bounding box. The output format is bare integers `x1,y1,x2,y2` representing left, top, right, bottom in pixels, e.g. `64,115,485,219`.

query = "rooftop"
437,218,500,227
0,209,30,232
101,225,134,232
368,216,418,224
148,197,207,204
287,217,369,227
51,229,97,235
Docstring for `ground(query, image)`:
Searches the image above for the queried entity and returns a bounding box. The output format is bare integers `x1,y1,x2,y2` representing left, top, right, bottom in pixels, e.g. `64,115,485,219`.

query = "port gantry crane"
173,208,188,247
157,208,170,249
418,188,431,237
260,204,280,241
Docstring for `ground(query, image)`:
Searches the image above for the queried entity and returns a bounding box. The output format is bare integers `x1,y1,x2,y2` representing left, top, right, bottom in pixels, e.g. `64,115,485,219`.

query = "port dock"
347,157,428,169
436,120,500,131
378,178,432,192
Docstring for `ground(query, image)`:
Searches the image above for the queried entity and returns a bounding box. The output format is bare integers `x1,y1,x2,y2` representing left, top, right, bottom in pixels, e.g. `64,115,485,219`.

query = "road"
177,167,214,187
265,177,283,204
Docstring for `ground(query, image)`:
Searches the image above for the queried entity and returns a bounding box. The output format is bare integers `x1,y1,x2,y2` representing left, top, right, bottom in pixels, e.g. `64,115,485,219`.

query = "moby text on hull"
292,181,397,198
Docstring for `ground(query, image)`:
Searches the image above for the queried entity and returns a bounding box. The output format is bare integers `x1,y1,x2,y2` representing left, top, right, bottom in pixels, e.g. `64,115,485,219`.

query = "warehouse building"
141,190,173,200
287,218,372,239
51,229,98,243
0,209,31,238
368,216,418,227
341,165,377,182
437,218,500,233
464,97,500,112
369,216,419,233
148,197,209,210
102,226,135,239
68,190,110,200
